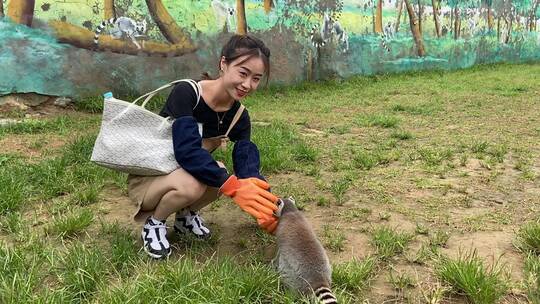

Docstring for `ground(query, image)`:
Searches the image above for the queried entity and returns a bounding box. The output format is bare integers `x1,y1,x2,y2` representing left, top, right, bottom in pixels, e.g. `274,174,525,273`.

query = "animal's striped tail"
94,17,116,46
380,34,391,53
314,286,338,304
310,25,326,48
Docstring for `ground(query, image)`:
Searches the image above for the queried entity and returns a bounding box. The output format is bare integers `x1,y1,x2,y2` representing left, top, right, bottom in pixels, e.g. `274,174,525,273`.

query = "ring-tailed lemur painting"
94,17,148,49
211,0,236,33
309,12,350,53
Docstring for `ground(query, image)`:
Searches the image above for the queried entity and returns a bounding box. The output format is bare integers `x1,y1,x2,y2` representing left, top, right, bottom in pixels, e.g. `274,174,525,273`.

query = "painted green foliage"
0,0,539,96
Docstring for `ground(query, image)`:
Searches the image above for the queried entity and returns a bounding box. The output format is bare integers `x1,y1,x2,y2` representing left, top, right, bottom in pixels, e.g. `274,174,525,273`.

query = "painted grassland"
0,63,539,303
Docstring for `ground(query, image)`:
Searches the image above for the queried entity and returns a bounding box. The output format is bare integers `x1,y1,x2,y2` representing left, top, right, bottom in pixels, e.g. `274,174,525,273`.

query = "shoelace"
147,221,168,230
186,213,205,227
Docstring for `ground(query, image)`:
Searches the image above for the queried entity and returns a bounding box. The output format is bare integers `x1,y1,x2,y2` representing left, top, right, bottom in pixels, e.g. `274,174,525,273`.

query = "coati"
274,197,338,304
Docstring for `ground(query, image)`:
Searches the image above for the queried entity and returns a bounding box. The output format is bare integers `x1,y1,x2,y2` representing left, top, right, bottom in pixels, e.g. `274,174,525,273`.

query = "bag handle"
132,79,201,109
224,104,245,137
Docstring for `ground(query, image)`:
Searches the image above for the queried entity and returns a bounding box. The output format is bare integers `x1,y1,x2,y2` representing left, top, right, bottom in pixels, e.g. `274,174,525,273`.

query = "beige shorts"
127,168,221,222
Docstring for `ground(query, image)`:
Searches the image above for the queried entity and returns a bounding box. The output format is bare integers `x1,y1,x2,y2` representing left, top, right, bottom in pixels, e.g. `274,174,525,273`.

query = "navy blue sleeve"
172,116,230,188
229,110,251,142
232,139,266,182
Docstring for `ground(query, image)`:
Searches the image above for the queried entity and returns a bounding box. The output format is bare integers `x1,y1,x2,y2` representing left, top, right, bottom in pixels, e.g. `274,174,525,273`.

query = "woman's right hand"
220,175,278,218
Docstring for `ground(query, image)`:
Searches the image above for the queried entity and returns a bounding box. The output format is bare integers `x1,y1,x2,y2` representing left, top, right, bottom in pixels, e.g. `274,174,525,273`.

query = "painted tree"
482,0,495,29
237,0,247,34
404,0,426,56
432,0,442,36
395,0,404,32
7,0,35,26
0,0,4,18
105,0,116,19
48,20,196,56
375,0,383,33
264,0,274,14
145,0,194,48
447,0,462,39
278,0,343,38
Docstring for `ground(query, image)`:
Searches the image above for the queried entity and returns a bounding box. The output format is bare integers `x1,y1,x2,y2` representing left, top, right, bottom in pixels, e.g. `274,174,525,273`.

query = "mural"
0,0,539,98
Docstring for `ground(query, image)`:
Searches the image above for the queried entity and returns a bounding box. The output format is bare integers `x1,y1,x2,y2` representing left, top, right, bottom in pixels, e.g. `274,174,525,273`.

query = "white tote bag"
90,79,201,176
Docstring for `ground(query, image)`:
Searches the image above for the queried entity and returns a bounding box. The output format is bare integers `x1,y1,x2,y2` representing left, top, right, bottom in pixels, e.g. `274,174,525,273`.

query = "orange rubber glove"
257,216,279,234
220,175,278,218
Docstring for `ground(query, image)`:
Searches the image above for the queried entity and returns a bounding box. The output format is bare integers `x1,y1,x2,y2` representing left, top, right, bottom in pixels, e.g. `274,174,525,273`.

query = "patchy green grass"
371,226,413,260
516,221,540,255
333,256,378,293
436,250,509,304
1,63,540,303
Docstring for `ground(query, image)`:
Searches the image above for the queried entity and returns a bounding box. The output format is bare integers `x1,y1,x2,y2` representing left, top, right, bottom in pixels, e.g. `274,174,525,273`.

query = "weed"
390,129,413,140
333,256,378,292
524,253,540,303
47,209,94,238
429,230,451,248
388,270,416,290
436,250,509,304
356,113,400,128
516,221,540,255
322,225,347,252
371,226,413,260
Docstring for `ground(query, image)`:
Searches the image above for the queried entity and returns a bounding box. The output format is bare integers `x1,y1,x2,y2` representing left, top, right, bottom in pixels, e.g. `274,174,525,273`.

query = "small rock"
0,98,29,111
54,97,73,108
0,93,51,107
0,118,21,126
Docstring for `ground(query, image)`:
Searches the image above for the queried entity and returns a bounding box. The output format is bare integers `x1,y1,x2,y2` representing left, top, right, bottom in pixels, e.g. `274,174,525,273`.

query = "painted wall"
0,0,539,98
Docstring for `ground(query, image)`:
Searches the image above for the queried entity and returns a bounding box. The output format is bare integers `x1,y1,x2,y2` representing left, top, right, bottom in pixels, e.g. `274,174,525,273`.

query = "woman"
127,34,279,259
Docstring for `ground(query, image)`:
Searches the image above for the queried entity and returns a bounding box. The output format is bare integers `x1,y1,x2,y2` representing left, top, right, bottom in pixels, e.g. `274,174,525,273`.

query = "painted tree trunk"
236,0,247,34
403,0,426,56
145,0,194,48
529,0,539,31
418,0,423,34
7,0,35,26
0,0,4,18
264,0,273,14
454,6,460,39
375,0,383,33
104,0,116,19
395,0,403,32
497,16,500,41
48,20,197,56
432,0,441,37
506,18,512,43
487,5,494,30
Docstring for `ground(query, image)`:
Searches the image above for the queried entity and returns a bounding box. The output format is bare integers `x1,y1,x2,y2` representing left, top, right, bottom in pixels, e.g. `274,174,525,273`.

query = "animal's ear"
287,196,296,205
274,198,285,217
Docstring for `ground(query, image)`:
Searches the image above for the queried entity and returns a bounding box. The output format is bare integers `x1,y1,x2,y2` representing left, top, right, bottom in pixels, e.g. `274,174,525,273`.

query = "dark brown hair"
202,34,271,86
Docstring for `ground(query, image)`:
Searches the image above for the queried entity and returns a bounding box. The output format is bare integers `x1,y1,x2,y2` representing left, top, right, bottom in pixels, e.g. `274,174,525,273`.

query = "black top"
159,81,251,141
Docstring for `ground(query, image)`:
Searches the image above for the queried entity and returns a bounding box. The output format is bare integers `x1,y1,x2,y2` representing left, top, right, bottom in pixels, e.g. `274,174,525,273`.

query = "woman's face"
220,54,265,100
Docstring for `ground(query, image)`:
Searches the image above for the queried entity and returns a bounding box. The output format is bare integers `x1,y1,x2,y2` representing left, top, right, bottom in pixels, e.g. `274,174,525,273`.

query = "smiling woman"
125,34,280,259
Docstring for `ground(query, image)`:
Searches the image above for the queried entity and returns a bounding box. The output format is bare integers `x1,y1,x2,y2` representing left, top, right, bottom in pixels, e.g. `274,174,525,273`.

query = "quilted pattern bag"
90,79,201,176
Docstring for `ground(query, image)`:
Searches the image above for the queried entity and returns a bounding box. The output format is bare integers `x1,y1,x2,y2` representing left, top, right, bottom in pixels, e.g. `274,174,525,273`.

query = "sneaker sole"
141,236,172,259
173,224,211,239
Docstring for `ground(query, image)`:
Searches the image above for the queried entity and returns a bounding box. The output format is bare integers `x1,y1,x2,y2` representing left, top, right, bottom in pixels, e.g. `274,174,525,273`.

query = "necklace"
216,111,226,131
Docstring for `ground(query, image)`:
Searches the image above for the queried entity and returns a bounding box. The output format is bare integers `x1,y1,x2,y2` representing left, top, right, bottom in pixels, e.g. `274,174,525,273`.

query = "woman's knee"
168,178,207,204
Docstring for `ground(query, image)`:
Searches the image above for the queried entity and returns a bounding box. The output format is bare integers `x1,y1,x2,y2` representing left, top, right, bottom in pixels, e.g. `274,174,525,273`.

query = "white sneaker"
141,217,171,259
174,210,211,239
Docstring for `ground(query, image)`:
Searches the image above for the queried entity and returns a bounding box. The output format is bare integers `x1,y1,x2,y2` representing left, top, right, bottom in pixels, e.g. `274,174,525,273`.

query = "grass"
322,224,347,252
524,253,540,303
332,256,378,293
1,63,540,302
516,221,540,255
356,113,400,128
436,250,509,304
371,226,413,260
47,209,94,238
